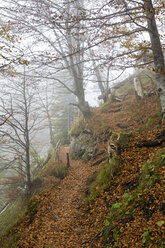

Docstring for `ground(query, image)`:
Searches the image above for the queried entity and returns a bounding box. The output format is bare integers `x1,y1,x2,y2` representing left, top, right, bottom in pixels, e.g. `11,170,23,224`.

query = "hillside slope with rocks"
1,75,165,248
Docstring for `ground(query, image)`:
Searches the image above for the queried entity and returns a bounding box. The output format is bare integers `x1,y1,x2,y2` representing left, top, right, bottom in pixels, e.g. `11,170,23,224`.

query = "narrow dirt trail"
17,150,98,248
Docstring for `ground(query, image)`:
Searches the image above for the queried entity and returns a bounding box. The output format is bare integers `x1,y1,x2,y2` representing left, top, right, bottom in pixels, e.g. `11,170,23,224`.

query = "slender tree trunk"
144,0,165,115
23,67,31,196
25,137,31,196
48,116,55,147
45,89,55,147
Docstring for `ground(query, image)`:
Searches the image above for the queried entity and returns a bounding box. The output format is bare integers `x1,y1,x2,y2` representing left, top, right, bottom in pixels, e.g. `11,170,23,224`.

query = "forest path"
17,148,98,248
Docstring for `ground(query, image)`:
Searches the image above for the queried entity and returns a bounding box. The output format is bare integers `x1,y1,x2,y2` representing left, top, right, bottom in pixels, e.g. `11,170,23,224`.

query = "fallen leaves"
13,155,100,248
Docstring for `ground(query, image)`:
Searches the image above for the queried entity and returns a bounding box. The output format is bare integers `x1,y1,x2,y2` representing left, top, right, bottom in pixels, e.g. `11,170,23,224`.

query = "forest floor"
14,155,100,248
1,94,165,248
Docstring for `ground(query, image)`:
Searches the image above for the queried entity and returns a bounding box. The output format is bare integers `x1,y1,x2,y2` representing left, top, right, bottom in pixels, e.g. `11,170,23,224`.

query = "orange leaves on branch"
152,68,165,74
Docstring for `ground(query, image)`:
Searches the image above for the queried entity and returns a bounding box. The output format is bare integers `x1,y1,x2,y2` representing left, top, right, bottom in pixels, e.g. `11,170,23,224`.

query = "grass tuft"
50,164,68,180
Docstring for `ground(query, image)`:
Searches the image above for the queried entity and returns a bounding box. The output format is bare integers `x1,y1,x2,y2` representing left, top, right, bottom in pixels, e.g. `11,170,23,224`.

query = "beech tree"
120,0,165,116
1,0,91,119
0,67,40,195
85,0,165,111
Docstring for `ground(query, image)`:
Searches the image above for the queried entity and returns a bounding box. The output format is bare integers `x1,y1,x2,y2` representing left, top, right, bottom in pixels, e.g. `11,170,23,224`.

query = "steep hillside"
79,129,165,247
68,92,164,247
1,79,165,248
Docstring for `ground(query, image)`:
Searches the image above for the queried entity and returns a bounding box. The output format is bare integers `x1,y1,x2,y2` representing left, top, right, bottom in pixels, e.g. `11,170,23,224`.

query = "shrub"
50,164,68,180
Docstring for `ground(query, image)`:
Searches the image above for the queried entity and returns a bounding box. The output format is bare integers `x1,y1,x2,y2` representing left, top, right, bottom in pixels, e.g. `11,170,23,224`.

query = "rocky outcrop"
70,129,98,162
70,122,131,164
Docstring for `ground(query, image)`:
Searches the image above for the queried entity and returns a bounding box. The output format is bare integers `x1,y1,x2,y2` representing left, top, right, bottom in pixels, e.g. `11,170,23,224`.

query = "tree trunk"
23,67,31,196
26,144,31,196
45,83,55,147
47,113,55,147
65,0,91,119
89,48,108,103
79,100,91,119
144,0,165,114
77,88,91,119
156,73,165,116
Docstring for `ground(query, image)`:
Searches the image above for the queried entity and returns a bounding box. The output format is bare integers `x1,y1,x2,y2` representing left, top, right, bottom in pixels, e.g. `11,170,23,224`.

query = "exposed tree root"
80,229,103,246
136,130,165,147
91,156,107,166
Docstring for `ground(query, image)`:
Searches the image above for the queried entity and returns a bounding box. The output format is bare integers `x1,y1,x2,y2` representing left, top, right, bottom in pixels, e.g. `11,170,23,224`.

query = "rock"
70,126,113,163
107,131,132,163
108,132,121,163
70,132,98,162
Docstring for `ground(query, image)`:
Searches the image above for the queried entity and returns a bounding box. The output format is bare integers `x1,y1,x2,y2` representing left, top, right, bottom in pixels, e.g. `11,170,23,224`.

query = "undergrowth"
0,152,65,247
0,198,27,248
99,100,111,113
1,197,41,248
0,198,26,239
86,156,121,204
27,197,40,223
50,164,68,180
102,149,165,247
69,117,85,137
3,233,20,248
